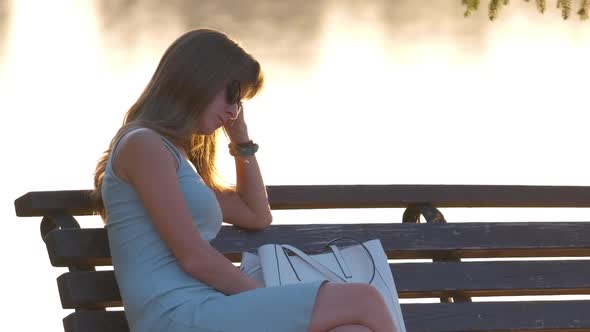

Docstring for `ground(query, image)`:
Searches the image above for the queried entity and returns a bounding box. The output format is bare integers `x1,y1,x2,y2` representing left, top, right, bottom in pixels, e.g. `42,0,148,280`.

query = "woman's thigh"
165,281,327,332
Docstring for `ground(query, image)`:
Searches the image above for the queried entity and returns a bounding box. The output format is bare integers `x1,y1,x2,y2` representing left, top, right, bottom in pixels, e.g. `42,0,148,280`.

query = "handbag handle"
278,238,377,284
279,244,348,282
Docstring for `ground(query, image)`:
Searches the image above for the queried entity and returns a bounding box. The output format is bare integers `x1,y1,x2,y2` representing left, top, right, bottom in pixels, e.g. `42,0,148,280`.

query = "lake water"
1,0,590,331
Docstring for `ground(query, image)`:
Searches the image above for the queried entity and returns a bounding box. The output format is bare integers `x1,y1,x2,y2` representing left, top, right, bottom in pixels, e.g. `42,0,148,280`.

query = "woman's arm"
217,110,273,230
116,128,263,294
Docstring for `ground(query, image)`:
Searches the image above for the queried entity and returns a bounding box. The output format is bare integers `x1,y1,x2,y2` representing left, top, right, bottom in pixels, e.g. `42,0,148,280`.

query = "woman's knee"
308,282,386,332
328,324,373,332
321,282,385,309
320,282,375,302
345,283,387,309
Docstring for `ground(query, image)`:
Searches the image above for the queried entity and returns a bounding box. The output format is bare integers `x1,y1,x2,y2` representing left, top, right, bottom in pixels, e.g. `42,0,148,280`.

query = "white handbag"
240,238,407,332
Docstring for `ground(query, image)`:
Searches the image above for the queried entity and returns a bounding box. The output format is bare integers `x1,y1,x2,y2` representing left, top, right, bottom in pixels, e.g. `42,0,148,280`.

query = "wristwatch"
228,140,259,157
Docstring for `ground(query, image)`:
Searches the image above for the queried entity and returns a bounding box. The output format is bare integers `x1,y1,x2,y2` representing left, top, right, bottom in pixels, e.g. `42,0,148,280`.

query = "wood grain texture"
62,301,590,332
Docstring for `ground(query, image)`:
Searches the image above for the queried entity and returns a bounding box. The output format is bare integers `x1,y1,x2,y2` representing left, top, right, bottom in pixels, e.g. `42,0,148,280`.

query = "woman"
91,28,395,332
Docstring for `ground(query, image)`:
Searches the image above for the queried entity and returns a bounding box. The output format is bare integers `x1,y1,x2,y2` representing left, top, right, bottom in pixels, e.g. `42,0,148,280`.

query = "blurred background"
1,0,590,330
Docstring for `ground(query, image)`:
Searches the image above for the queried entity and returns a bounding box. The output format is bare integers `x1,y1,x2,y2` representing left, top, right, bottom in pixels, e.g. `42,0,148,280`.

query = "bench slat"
63,310,128,332
404,301,590,332
267,185,590,209
15,184,590,217
45,222,590,267
63,301,590,332
15,190,95,217
58,261,590,309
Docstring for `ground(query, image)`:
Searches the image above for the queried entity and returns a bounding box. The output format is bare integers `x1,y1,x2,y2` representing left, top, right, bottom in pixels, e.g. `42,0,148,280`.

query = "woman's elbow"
179,257,203,278
249,213,272,230
177,245,212,278
261,213,273,228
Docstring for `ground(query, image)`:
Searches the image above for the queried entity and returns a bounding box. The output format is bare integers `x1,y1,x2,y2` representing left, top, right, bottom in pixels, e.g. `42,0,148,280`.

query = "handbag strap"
329,245,352,278
279,244,348,282
325,238,377,284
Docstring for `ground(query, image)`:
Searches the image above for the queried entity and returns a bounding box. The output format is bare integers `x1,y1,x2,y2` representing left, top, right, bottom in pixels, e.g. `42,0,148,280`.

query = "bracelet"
228,140,259,157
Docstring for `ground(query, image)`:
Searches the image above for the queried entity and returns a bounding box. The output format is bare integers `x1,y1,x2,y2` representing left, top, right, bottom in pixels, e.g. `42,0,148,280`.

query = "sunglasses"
225,80,241,105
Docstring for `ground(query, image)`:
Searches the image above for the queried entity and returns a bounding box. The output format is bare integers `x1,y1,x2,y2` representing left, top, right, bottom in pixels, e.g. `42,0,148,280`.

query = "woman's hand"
223,103,250,144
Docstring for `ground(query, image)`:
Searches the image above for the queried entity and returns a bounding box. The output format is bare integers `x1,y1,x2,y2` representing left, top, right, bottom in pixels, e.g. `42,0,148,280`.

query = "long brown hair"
91,29,264,219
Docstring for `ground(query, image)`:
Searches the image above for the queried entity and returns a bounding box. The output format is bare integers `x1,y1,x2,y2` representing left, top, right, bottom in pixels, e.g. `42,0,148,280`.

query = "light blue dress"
102,128,326,332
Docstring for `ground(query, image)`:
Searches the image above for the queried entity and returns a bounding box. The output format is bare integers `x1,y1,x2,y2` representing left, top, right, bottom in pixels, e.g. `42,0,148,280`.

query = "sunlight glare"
3,0,103,188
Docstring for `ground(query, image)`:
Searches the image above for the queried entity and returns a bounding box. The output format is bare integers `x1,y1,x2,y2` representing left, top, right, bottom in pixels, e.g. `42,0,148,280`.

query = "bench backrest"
15,185,590,332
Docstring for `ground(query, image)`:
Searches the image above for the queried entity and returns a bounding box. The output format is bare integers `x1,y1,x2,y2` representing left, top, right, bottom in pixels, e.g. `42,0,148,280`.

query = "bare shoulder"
111,128,208,269
113,128,178,183
117,127,163,153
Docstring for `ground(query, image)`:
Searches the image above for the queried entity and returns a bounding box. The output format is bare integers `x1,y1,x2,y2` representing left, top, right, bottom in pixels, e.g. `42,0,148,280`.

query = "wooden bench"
14,184,590,332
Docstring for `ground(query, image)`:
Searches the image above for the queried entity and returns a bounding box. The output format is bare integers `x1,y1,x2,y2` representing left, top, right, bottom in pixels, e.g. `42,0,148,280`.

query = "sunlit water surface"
1,0,589,330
